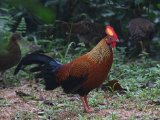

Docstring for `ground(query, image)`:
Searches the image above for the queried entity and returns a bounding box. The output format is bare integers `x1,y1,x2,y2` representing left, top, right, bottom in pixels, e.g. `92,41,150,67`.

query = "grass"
0,43,160,119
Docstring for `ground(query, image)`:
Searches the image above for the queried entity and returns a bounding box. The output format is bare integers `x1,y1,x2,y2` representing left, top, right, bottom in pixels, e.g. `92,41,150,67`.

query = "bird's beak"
112,38,119,43
116,39,119,42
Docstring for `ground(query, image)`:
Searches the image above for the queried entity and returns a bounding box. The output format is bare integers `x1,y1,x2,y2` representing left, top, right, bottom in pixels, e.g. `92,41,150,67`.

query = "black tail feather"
14,53,62,90
14,53,61,75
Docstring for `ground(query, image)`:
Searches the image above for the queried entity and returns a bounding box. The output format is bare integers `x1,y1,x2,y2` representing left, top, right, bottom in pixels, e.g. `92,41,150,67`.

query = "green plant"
16,17,27,35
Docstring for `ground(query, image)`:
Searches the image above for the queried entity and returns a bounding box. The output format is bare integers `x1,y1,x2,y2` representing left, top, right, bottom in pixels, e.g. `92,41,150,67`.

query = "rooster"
14,25,118,112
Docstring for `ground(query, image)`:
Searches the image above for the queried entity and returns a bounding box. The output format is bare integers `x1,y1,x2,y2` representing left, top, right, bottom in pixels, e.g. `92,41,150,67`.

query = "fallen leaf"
101,80,127,93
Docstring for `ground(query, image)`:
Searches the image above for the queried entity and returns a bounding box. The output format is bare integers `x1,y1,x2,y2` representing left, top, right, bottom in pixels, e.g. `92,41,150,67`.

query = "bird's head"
105,25,119,48
11,32,22,42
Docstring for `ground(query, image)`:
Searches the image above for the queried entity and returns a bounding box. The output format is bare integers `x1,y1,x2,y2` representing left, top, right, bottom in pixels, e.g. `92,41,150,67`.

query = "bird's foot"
85,107,94,113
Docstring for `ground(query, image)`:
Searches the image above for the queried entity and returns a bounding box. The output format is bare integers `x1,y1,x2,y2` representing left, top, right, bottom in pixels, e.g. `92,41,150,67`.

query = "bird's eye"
109,36,112,40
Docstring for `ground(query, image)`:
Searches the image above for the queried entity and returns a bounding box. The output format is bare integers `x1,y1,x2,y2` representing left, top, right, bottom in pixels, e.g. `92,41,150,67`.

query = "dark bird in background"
0,33,21,87
55,20,106,47
14,26,119,112
127,18,155,58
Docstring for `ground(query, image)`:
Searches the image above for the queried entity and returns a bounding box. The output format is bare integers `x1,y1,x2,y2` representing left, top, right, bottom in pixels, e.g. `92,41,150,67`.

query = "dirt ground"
0,84,160,120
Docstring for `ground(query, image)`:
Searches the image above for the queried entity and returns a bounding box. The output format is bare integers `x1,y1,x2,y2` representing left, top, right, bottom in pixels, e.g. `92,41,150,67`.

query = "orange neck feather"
87,38,112,63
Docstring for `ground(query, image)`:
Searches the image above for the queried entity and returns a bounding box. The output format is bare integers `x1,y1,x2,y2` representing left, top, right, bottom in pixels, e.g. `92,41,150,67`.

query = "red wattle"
111,42,116,48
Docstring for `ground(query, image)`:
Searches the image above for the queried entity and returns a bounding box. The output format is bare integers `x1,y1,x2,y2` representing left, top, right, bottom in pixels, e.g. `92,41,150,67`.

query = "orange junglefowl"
14,25,119,112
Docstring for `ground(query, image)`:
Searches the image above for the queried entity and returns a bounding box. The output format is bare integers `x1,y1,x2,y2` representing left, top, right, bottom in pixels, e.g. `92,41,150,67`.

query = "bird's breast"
82,55,113,91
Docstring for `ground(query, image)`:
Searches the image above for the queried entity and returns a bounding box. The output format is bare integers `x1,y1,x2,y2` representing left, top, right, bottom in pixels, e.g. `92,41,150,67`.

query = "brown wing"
57,60,90,94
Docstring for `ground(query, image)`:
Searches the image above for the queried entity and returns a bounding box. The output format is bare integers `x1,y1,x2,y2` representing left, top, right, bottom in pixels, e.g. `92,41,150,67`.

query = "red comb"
105,25,118,40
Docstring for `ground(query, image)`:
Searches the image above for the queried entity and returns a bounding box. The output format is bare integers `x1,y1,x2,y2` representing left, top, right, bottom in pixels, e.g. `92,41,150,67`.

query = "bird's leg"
0,71,6,88
140,41,144,52
80,95,94,113
139,40,149,57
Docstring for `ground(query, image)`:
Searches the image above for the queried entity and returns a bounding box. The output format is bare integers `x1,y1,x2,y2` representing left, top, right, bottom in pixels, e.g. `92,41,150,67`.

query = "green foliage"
0,16,12,31
0,32,10,54
74,43,87,56
0,98,10,107
8,0,55,24
16,17,27,35
14,111,37,120
37,39,53,52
